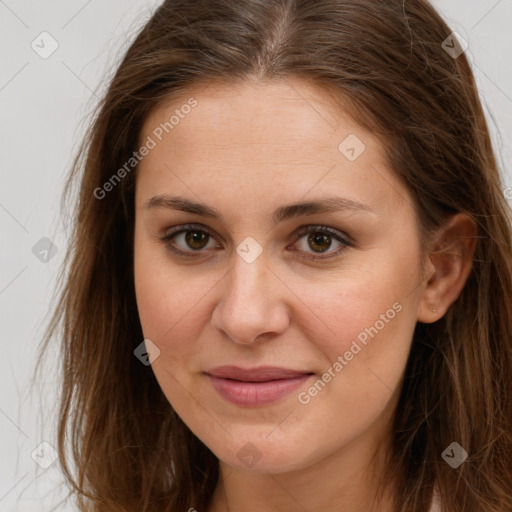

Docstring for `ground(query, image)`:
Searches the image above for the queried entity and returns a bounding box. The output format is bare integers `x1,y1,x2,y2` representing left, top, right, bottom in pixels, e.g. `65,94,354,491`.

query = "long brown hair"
36,1,512,510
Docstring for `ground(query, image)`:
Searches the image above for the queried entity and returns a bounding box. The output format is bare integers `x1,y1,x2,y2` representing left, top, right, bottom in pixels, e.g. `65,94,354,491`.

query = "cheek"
288,250,420,414
287,250,420,362
133,247,215,416
134,225,186,333
134,256,210,347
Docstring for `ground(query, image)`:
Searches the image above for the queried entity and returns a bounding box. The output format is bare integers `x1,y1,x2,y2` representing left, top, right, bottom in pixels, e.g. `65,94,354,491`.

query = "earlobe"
417,213,477,324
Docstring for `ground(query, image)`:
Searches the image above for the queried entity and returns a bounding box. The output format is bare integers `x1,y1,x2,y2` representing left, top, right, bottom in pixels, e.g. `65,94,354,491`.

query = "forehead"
140,79,358,162
135,79,410,218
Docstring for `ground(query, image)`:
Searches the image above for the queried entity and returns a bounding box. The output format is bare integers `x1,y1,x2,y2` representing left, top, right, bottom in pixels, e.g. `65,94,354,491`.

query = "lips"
205,366,314,407
206,365,313,381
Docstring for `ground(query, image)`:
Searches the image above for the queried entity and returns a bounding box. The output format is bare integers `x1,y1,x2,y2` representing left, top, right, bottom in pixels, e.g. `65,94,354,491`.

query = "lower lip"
207,374,313,407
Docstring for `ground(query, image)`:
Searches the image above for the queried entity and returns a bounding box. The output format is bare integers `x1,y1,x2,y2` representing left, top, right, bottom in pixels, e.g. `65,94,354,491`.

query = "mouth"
205,366,315,407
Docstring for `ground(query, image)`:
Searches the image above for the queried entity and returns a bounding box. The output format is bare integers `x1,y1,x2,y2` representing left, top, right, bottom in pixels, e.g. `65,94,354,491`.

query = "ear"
417,213,477,323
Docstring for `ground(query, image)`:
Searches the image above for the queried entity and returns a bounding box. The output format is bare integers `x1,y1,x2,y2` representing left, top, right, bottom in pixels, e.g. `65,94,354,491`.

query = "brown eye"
184,230,210,250
161,224,220,257
307,232,332,253
292,225,351,260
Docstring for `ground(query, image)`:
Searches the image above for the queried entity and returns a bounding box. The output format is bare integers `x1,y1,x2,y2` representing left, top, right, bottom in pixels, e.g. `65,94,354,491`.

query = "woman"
38,0,512,511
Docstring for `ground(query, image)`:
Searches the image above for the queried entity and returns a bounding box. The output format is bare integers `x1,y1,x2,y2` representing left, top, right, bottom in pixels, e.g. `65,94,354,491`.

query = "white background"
1,1,511,510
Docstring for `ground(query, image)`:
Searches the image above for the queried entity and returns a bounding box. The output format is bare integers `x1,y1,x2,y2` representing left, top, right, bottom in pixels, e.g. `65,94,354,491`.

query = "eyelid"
291,224,352,244
163,222,217,240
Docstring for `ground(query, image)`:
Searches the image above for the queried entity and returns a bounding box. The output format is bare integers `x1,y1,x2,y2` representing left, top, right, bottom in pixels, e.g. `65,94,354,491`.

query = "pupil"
309,233,331,252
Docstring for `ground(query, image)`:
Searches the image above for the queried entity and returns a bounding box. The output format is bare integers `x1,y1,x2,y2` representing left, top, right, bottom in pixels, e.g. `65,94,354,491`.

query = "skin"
133,78,476,512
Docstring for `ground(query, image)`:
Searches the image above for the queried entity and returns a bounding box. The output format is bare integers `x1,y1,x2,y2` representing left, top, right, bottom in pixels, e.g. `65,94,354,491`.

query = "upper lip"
206,365,313,382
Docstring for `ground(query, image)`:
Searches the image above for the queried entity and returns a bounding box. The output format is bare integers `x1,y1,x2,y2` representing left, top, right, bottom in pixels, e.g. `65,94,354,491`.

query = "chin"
206,430,317,474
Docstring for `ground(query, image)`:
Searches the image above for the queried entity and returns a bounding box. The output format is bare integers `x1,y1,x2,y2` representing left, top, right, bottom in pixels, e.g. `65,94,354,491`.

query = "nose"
211,248,290,345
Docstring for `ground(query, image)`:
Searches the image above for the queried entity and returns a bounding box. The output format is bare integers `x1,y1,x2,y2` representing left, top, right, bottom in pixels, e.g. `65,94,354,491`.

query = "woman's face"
133,79,426,474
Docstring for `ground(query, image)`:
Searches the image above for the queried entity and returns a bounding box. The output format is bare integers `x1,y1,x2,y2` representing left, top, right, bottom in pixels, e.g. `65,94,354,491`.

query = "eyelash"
160,223,352,261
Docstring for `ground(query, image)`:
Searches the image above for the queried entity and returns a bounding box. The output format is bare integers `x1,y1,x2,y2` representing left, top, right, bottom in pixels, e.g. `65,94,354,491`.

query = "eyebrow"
144,194,376,225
